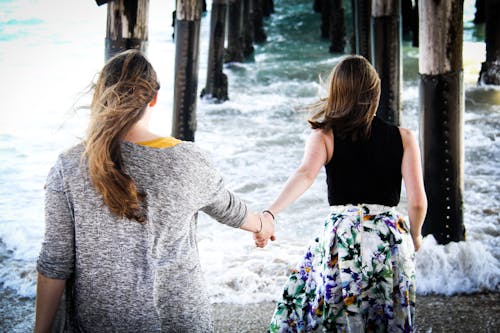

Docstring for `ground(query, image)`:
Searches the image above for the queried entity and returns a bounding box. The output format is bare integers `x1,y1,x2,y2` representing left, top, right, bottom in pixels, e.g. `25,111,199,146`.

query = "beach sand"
2,287,499,332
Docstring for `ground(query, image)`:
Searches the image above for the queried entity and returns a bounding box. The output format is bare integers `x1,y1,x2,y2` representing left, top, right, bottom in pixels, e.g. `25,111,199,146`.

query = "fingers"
252,211,277,248
255,239,268,248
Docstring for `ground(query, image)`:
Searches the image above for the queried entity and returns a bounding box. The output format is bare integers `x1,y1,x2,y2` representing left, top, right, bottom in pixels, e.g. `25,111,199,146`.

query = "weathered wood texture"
176,0,204,20
371,0,401,125
419,0,463,74
419,0,465,244
105,0,149,60
173,0,203,141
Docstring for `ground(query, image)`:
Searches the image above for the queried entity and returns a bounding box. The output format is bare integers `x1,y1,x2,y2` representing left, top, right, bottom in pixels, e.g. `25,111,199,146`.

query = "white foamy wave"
416,236,500,295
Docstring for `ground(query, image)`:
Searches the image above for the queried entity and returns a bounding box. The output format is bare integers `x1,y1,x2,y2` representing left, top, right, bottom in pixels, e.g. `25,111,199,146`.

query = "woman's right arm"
35,160,75,331
34,274,66,333
400,128,427,251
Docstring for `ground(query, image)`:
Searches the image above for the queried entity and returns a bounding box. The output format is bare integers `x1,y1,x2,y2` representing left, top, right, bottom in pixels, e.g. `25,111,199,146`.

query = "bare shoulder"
310,128,333,162
398,127,417,148
310,128,332,142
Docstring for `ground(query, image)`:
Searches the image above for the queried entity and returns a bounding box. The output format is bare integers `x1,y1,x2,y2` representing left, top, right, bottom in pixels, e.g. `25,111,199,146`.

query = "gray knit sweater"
37,141,248,332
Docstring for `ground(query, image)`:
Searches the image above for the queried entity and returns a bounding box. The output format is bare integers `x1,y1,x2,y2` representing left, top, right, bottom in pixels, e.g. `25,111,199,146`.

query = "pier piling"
201,0,229,101
351,0,372,61
104,0,149,60
225,0,245,63
371,0,402,125
243,0,255,57
253,0,268,43
329,0,346,53
172,0,203,141
419,0,465,244
478,0,500,85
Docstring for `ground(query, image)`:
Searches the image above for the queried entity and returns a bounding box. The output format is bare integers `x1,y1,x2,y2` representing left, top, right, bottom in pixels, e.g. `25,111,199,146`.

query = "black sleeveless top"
325,117,404,206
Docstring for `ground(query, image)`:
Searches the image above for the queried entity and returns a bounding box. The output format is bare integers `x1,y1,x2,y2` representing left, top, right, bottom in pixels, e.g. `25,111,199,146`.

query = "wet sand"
2,287,499,332
212,293,500,332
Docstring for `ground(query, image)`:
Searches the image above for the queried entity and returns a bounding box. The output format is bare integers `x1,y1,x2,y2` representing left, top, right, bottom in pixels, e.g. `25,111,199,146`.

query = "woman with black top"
259,55,427,332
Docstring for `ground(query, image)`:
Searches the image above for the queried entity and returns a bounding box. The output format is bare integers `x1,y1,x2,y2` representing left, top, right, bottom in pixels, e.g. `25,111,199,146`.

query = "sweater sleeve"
190,146,248,228
37,159,75,279
200,176,248,228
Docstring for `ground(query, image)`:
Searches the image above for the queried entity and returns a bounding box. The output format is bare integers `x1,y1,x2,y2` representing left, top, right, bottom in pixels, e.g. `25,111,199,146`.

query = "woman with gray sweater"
34,50,275,332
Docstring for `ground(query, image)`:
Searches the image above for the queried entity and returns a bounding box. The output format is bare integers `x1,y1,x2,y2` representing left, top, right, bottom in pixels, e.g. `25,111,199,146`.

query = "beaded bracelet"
262,210,275,221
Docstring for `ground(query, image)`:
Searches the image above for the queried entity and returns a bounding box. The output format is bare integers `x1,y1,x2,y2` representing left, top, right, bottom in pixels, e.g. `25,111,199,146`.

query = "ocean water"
0,0,498,318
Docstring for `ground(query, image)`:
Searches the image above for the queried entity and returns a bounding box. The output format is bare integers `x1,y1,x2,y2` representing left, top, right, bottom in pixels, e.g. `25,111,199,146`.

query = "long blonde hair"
85,50,159,223
308,55,381,141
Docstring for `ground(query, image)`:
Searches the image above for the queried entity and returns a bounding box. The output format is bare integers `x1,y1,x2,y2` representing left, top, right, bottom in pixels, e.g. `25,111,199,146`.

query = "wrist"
256,215,263,233
262,209,275,221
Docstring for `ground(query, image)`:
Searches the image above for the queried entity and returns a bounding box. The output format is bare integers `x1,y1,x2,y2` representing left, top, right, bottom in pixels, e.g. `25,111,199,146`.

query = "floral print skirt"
269,204,416,333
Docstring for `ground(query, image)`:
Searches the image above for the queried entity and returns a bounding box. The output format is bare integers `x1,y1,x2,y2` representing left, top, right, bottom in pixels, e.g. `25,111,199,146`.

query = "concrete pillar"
105,0,149,60
201,0,229,101
419,0,465,244
478,0,500,85
352,0,372,61
225,0,245,63
371,0,402,125
172,0,203,141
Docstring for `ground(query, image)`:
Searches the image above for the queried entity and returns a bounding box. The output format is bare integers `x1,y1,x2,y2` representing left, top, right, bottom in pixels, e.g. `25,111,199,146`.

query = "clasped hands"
253,212,276,248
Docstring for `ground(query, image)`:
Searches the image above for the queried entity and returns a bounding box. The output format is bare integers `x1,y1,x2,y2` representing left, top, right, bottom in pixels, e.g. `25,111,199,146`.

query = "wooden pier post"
402,0,418,47
478,0,500,85
419,0,465,244
253,0,267,43
172,0,203,141
319,0,330,39
225,0,245,63
242,0,255,57
473,0,486,23
371,0,402,125
104,0,149,60
201,0,229,101
262,0,274,16
329,0,346,53
352,0,372,61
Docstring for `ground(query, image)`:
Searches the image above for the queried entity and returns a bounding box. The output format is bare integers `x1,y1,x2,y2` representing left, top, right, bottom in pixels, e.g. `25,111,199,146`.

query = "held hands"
253,211,276,248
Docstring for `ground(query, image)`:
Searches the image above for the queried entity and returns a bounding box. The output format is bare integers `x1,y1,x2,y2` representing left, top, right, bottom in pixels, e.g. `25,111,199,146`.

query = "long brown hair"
308,55,381,141
85,50,159,223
